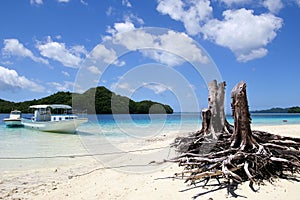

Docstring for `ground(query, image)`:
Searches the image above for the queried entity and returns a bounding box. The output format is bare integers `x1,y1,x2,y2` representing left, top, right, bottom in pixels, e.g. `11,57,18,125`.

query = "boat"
22,104,88,133
3,110,23,127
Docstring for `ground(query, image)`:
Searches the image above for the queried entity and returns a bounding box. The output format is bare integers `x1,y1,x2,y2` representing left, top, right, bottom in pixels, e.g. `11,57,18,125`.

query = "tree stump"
230,81,258,150
169,80,300,196
198,80,232,137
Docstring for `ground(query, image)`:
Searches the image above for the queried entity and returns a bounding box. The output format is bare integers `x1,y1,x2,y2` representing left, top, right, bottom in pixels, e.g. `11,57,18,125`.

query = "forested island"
251,106,300,113
0,86,173,114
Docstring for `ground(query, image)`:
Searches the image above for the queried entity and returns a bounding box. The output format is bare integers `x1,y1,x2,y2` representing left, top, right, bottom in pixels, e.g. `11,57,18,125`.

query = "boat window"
53,117,56,121
59,117,62,121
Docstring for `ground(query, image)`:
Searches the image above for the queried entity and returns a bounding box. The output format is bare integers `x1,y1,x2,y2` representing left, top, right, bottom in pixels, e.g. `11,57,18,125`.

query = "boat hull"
3,119,23,127
22,118,88,133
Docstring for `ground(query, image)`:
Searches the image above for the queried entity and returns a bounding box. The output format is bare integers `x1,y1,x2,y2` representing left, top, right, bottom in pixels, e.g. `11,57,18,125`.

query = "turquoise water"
1,113,300,171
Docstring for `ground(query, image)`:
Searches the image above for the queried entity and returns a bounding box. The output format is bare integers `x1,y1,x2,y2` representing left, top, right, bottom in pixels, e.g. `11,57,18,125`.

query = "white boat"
3,110,23,127
22,104,88,133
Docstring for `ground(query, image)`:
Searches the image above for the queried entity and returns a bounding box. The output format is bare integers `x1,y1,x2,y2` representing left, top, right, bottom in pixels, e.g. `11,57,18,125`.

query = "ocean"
1,113,300,172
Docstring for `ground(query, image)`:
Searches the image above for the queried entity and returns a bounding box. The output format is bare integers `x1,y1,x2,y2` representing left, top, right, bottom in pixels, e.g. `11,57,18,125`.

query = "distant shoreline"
251,106,300,113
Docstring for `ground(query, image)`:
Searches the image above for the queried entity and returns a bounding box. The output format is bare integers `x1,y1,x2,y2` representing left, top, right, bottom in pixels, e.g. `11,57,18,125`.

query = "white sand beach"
1,124,300,200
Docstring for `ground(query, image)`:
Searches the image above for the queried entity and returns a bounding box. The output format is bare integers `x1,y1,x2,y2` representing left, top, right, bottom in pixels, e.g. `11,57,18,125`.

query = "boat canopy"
11,110,21,114
29,104,72,109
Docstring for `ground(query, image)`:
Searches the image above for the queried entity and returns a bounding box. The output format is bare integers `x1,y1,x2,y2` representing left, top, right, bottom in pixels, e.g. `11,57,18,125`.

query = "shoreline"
1,124,300,199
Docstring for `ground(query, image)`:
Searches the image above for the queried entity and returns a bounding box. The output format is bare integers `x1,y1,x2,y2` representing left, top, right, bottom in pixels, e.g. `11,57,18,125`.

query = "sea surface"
1,113,300,171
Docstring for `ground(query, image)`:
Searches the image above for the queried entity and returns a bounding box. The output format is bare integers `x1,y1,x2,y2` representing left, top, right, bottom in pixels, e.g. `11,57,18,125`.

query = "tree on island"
169,80,300,197
0,86,173,114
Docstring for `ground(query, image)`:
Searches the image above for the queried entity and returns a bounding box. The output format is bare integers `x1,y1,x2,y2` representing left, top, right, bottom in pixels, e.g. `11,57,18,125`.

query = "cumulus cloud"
156,31,209,64
142,50,184,67
61,71,70,77
80,0,88,5
126,14,144,25
143,83,170,94
88,44,125,66
31,0,71,4
106,20,136,36
219,0,250,6
88,65,102,75
110,82,134,93
112,29,209,66
47,81,73,91
122,0,132,7
36,37,86,68
156,0,284,62
30,0,43,5
57,0,70,3
263,0,283,13
202,8,283,62
2,39,48,64
0,66,44,92
157,0,213,35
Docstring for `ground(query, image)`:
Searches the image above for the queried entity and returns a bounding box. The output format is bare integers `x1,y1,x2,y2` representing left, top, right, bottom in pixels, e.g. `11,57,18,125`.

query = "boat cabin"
30,105,77,122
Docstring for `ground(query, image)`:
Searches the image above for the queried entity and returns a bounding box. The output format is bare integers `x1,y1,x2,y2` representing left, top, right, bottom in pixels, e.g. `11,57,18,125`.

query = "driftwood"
170,80,300,191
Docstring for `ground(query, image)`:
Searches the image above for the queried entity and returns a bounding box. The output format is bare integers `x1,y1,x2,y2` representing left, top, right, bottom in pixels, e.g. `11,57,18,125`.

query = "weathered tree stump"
197,80,232,137
169,80,300,196
230,81,258,150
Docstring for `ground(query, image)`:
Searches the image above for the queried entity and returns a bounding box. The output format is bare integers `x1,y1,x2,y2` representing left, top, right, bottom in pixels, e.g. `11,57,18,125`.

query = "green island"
251,106,300,113
0,86,173,114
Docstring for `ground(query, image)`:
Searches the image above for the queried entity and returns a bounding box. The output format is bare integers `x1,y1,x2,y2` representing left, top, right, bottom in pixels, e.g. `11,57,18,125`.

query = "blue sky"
0,0,300,112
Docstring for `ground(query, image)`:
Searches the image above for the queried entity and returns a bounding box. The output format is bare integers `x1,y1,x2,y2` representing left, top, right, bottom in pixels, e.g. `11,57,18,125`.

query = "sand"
1,124,300,200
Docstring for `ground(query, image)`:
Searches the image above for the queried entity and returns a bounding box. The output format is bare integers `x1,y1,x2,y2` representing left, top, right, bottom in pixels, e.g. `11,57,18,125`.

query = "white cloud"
88,65,102,75
110,82,134,93
55,35,62,40
61,71,70,77
140,30,210,66
296,0,300,7
143,83,170,94
114,21,135,33
156,1,285,62
142,50,184,67
106,6,113,16
31,0,71,5
30,0,43,5
202,8,282,62
125,14,144,25
219,0,250,6
263,0,283,13
48,81,73,91
157,0,213,35
122,0,132,7
0,66,44,92
2,39,48,64
88,44,124,66
236,48,268,62
70,45,88,57
107,20,136,36
112,29,209,66
80,0,88,5
57,0,70,3
156,31,209,64
36,37,85,68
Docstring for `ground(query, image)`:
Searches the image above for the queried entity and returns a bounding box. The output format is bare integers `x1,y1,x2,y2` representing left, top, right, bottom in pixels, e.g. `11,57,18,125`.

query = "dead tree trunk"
230,81,258,150
208,80,226,133
170,80,300,195
198,80,232,137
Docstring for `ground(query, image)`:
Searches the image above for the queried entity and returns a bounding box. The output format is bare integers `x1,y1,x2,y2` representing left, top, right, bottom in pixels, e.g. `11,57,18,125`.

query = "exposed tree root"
169,81,300,193
171,130,300,187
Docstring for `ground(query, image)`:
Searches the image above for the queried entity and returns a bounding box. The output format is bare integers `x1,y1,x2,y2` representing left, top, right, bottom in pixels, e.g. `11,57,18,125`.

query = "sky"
0,0,300,113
